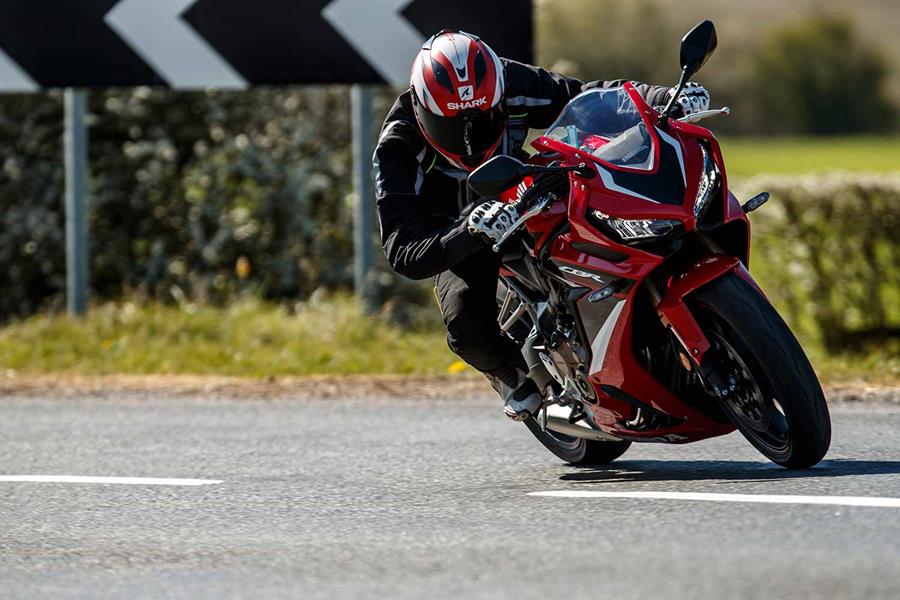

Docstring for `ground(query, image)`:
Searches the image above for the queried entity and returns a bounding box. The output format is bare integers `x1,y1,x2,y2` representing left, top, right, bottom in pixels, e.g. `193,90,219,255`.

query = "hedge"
0,88,370,320
734,174,900,351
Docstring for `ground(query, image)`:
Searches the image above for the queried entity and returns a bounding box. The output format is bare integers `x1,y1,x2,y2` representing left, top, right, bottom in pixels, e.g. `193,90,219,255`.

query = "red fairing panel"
584,285,733,441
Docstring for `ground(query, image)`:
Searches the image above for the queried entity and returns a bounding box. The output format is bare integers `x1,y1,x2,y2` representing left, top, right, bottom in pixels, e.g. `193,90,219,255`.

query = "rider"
374,30,710,421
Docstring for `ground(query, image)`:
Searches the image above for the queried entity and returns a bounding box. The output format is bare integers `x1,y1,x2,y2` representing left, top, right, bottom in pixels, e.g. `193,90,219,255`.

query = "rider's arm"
503,59,585,129
502,59,672,128
374,123,484,281
582,79,672,108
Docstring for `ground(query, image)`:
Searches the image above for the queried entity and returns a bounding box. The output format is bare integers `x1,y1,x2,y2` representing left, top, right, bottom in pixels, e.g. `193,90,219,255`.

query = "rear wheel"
498,281,631,465
689,273,831,468
523,417,631,465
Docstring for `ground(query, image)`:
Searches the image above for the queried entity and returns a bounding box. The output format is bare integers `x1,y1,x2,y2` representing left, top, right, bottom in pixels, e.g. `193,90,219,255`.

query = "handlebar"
677,106,731,124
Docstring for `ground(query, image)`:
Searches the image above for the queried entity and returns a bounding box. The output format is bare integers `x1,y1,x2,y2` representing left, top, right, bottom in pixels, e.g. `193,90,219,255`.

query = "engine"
532,317,597,404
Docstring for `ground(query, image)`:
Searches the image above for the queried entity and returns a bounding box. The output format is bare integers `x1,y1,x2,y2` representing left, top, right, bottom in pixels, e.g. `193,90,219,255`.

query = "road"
1,393,898,599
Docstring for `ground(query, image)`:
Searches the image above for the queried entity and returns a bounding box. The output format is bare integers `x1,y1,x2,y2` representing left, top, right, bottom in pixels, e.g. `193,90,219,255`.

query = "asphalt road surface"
1,393,899,599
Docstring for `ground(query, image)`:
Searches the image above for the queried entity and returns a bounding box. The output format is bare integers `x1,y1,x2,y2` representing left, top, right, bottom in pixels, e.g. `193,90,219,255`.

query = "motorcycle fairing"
497,83,761,443
589,128,687,206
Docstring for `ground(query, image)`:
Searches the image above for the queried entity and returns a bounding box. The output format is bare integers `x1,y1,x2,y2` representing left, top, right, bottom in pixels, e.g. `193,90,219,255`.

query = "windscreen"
544,87,655,170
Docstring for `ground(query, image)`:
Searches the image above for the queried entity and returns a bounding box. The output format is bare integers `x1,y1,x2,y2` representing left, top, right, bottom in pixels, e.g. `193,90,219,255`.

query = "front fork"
649,254,760,391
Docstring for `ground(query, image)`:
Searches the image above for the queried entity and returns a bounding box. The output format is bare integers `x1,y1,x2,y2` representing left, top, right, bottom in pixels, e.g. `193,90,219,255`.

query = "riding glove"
668,82,710,117
467,201,520,245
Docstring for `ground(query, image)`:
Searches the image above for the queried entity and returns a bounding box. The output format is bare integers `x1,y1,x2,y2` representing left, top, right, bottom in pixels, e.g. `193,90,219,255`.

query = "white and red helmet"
410,30,506,171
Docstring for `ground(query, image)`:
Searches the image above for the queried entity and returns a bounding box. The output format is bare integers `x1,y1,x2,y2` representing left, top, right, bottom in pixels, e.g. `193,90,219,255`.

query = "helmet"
410,30,506,171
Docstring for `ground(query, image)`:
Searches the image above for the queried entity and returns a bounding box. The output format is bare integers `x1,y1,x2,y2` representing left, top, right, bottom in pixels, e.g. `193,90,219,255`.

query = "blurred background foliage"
537,1,897,134
1,0,899,362
745,16,895,134
735,175,900,352
2,87,361,318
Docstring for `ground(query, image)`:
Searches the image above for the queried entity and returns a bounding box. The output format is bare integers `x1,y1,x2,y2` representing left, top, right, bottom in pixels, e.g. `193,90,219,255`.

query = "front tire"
689,273,831,468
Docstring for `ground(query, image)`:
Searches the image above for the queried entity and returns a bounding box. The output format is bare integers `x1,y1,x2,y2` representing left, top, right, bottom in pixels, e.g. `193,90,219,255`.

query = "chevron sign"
0,0,533,91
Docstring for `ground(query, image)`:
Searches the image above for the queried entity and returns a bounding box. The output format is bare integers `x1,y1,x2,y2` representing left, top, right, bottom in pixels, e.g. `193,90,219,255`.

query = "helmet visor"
416,105,506,168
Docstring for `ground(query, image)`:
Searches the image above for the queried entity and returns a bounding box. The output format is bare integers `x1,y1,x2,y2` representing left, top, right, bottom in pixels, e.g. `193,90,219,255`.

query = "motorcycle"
468,20,831,468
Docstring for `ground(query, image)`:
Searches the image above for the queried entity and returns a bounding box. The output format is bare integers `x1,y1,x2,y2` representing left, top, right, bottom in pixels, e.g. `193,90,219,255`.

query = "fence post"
351,85,376,312
64,88,89,317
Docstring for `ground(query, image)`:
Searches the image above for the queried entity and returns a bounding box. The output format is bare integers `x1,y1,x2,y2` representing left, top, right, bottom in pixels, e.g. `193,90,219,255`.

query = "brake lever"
677,107,731,124
491,195,554,253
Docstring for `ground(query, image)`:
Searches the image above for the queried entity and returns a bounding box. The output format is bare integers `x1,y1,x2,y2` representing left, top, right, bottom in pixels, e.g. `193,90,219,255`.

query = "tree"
746,16,895,134
538,0,674,85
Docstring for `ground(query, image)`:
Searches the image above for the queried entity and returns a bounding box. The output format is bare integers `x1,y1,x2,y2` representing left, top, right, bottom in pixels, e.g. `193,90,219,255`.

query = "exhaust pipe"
543,404,624,442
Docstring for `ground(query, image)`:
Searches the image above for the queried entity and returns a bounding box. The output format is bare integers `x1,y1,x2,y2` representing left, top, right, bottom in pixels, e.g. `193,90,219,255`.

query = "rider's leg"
434,249,542,420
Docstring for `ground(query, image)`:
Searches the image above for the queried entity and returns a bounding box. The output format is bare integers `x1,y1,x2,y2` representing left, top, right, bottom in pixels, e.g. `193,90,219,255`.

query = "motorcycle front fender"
656,255,759,365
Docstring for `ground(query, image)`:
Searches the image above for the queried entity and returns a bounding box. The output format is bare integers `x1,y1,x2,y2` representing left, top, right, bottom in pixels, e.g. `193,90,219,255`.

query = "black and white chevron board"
0,0,533,91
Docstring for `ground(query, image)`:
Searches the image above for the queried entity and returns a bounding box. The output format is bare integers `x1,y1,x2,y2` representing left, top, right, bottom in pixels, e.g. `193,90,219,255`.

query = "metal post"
351,85,376,312
64,88,89,316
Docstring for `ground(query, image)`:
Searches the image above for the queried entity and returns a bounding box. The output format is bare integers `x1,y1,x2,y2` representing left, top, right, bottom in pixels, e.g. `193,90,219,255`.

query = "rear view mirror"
467,155,528,197
680,20,718,78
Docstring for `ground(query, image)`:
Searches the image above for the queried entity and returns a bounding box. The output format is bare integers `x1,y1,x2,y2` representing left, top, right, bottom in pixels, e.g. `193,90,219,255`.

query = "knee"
445,311,495,354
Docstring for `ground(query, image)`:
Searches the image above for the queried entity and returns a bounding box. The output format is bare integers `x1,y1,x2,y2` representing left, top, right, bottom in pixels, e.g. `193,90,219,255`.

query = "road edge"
0,373,897,405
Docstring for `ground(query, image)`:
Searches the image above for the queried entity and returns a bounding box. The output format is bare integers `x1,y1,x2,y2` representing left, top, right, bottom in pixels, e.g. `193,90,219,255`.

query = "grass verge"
0,297,457,377
720,136,900,178
0,297,896,387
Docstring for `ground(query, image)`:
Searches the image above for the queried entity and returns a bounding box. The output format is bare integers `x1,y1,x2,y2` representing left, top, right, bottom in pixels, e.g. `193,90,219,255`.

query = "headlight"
591,210,683,241
694,143,719,218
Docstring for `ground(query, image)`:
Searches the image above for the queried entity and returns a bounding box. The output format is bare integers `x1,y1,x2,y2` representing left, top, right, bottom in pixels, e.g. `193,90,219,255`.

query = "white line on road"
529,490,900,508
0,476,222,486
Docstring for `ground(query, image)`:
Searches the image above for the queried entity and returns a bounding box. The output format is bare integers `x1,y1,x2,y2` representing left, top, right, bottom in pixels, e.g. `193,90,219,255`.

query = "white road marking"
529,490,900,508
0,476,222,486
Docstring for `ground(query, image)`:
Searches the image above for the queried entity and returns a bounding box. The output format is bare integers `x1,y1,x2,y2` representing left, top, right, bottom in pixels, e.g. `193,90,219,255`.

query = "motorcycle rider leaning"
374,30,710,421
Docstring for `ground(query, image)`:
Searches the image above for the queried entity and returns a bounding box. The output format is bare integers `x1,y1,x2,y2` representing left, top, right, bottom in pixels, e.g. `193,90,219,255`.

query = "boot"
488,370,543,421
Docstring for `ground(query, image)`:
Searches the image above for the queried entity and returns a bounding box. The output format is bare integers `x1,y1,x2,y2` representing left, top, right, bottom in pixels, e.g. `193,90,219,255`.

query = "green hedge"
734,174,900,351
0,88,365,320
0,88,422,323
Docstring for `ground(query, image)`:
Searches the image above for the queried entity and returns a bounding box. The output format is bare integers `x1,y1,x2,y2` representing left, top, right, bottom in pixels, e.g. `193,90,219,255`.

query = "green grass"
721,136,900,177
0,297,460,377
803,344,900,387
0,298,895,386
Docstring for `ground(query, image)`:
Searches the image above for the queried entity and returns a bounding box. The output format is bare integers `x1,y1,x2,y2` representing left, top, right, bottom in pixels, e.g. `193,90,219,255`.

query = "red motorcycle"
469,20,831,468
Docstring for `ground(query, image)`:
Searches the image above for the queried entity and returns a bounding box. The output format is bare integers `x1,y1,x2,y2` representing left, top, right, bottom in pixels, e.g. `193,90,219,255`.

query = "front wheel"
689,273,831,468
523,418,631,465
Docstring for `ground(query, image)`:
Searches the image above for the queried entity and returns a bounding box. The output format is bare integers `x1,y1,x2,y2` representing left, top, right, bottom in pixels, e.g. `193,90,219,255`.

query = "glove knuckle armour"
668,82,710,117
467,200,520,245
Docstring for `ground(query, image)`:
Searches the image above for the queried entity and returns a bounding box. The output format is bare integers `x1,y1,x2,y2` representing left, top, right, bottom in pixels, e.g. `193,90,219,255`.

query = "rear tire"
689,273,831,468
523,418,631,465
498,280,631,466
580,439,633,465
